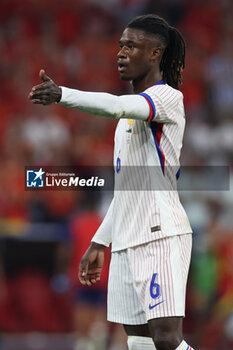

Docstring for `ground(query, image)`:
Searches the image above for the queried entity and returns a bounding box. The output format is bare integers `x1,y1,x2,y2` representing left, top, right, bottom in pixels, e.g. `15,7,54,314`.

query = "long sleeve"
59,86,150,121
91,198,114,247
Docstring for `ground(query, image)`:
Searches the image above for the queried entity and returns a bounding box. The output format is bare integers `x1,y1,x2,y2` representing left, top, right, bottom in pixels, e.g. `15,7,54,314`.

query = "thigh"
107,249,147,325
148,316,183,348
127,234,192,321
123,316,182,339
148,316,182,338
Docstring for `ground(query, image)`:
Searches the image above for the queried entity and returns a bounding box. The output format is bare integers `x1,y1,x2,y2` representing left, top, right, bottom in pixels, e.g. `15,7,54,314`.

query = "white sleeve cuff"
60,86,73,103
91,237,111,247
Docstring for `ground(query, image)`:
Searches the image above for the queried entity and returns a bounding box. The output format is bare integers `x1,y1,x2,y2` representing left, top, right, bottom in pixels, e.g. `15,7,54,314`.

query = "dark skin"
29,28,183,350
117,28,163,93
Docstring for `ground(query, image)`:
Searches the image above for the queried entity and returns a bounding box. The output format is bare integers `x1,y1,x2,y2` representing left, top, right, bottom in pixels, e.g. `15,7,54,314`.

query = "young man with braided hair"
29,14,194,350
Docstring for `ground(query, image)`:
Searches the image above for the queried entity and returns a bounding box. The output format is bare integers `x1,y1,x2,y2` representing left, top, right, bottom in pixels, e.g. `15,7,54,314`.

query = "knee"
152,331,181,350
148,318,183,350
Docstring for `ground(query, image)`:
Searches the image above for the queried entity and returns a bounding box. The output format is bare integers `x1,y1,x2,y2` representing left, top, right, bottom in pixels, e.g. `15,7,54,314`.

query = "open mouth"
118,63,128,72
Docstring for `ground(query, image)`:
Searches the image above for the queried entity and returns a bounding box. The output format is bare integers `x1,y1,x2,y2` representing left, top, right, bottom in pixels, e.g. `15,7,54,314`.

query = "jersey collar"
154,80,164,86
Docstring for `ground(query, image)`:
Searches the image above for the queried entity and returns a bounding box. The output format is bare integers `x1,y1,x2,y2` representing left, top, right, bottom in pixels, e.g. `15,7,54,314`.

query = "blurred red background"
0,0,232,349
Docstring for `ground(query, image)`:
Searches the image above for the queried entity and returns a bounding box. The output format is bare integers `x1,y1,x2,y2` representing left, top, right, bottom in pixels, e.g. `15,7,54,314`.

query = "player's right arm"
28,70,151,121
29,70,181,124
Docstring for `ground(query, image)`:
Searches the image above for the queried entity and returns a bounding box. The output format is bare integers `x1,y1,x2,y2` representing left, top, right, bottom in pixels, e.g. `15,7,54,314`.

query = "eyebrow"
119,39,137,45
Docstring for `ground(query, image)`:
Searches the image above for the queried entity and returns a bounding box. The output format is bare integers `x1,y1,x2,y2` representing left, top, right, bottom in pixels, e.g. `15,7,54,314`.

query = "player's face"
117,28,155,82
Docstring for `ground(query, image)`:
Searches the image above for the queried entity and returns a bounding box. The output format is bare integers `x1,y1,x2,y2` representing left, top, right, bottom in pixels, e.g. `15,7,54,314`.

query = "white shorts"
107,233,192,325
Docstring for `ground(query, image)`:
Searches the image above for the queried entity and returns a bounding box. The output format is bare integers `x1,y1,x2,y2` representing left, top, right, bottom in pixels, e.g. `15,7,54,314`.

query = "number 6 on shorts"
150,273,161,299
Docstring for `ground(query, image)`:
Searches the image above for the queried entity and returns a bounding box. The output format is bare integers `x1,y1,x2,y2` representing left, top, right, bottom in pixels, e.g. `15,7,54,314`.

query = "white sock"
176,340,194,350
127,337,194,350
127,336,156,349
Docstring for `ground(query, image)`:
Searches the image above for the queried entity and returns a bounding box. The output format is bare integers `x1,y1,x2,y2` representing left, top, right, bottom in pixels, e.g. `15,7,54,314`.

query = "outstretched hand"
28,69,62,105
78,242,106,286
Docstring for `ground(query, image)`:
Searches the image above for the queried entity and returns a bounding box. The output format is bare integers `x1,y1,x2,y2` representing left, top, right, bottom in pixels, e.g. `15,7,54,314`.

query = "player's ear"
151,47,163,60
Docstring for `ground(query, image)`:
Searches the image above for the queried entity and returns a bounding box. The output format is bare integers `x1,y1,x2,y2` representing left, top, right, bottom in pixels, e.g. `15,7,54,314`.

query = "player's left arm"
78,242,106,286
28,70,150,121
140,88,183,123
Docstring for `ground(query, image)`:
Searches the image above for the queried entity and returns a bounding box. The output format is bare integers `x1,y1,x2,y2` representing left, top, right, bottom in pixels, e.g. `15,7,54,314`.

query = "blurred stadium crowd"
0,0,233,349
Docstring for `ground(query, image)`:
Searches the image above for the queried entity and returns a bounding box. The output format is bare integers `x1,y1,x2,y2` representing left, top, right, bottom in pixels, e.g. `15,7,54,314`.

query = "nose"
117,46,127,58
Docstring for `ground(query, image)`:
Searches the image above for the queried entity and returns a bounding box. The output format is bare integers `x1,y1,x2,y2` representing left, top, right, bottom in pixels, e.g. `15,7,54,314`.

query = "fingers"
86,267,102,284
28,70,62,105
31,82,50,92
78,248,104,287
28,70,52,101
79,273,99,286
29,89,51,99
95,272,101,282
28,91,53,105
79,272,94,286
28,86,58,105
31,99,51,105
78,259,90,286
28,83,52,103
29,89,44,101
39,69,51,82
78,264,101,286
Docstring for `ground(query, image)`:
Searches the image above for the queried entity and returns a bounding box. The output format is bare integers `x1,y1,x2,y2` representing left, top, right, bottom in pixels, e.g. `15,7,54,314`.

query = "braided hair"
127,14,186,89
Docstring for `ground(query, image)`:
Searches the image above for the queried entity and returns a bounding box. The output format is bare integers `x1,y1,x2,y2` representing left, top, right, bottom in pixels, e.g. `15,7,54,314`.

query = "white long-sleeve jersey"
60,81,192,252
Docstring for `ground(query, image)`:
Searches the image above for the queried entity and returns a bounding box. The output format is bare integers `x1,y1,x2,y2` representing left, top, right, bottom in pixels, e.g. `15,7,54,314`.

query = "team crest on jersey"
126,119,134,144
126,119,134,133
